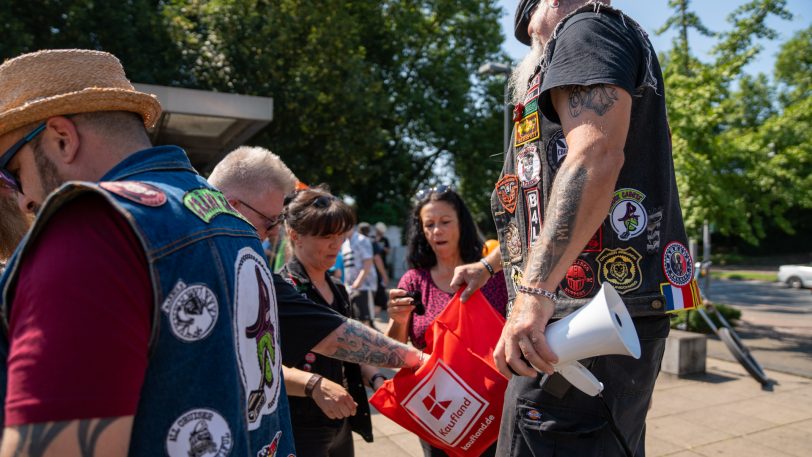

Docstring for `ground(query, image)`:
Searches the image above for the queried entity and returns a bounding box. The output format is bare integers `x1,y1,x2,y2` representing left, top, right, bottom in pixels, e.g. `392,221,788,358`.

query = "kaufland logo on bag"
402,360,489,447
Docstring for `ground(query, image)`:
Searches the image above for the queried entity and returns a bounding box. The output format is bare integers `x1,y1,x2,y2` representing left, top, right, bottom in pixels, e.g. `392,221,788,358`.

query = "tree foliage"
1,0,506,229
658,0,810,245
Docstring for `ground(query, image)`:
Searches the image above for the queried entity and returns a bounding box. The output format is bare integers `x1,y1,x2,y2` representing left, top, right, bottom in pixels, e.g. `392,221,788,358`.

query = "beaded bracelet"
515,283,558,303
480,258,495,277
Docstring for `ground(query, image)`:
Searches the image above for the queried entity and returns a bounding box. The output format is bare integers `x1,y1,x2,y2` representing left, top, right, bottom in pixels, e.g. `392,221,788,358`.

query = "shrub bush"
669,304,742,333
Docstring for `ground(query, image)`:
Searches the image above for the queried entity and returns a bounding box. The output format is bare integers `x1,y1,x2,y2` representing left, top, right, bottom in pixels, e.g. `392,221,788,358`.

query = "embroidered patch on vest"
505,222,523,263
646,209,664,254
660,280,702,312
517,145,541,188
596,247,642,294
561,258,596,299
234,247,282,427
583,227,603,253
609,188,648,241
161,280,219,342
545,130,568,173
662,241,693,286
511,265,524,295
166,408,233,457
523,97,539,117
529,73,541,90
526,408,541,421
524,86,540,105
525,188,542,245
183,188,248,224
100,181,166,207
257,431,282,457
495,175,520,213
514,112,540,147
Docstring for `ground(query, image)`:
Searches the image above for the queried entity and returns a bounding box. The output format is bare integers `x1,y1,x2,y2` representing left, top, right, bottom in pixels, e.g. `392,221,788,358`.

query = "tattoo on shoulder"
567,85,618,117
526,165,588,283
13,421,69,457
12,418,117,457
332,319,410,367
78,418,116,457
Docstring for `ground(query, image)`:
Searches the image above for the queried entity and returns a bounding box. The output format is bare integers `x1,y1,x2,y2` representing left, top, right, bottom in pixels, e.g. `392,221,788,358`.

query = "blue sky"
497,0,811,77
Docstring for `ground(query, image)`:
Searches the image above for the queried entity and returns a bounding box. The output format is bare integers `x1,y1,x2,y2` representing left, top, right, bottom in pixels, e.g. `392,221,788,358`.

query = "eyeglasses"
0,122,46,194
237,199,284,231
414,185,453,202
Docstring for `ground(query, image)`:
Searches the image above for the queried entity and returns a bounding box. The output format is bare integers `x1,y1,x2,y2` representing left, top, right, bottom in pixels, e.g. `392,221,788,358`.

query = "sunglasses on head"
414,185,453,202
0,122,47,194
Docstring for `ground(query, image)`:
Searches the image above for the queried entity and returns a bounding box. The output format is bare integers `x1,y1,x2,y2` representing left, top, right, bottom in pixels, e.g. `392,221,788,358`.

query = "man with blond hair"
209,145,297,244
0,49,298,456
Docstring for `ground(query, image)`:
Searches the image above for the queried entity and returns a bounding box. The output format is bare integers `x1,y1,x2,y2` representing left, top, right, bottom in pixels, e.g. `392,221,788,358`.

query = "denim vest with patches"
0,146,296,457
493,6,693,320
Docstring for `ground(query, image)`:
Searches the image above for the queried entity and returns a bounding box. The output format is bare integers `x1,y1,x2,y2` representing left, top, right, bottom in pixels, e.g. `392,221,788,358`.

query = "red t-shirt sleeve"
5,193,152,425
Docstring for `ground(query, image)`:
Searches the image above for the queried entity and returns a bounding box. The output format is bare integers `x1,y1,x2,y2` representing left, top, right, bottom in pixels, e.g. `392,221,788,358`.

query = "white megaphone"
543,282,640,396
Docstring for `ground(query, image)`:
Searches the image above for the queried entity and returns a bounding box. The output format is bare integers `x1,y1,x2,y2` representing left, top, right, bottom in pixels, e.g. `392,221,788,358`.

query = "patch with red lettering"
495,174,520,213
514,112,540,147
517,145,541,188
525,188,542,245
529,73,541,90
560,259,596,299
662,241,693,286
100,181,166,207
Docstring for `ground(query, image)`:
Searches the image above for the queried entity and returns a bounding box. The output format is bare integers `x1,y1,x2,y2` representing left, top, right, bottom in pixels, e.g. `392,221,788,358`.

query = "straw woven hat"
0,49,162,137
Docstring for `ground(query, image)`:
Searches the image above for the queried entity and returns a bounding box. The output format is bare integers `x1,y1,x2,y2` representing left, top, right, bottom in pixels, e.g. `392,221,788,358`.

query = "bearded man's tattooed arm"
523,84,631,289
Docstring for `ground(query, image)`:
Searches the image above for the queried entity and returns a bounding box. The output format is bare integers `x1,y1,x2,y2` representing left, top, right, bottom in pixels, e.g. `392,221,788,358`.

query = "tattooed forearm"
78,418,115,457
568,85,618,117
12,421,69,457
330,320,416,368
526,165,589,284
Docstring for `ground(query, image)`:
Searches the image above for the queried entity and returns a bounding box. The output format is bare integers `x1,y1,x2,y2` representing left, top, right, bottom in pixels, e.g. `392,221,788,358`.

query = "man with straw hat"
0,49,296,456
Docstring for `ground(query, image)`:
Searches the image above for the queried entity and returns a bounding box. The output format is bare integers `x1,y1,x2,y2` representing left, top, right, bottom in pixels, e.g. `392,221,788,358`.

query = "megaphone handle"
557,362,604,397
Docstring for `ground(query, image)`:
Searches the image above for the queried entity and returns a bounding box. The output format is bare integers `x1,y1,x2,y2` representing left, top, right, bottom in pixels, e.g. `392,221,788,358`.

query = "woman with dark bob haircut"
279,186,391,457
385,186,507,457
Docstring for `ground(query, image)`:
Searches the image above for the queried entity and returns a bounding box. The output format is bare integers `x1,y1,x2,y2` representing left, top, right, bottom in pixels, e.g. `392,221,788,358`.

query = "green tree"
657,0,808,244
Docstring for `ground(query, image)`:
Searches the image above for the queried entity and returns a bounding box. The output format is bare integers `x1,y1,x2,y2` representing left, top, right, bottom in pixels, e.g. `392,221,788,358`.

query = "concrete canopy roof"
134,84,273,173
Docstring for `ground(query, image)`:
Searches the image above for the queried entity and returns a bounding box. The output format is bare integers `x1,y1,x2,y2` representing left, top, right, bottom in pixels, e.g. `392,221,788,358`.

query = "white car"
778,264,812,289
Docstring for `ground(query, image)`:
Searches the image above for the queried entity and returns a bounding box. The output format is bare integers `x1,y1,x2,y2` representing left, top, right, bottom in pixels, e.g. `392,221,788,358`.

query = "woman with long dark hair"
385,186,507,457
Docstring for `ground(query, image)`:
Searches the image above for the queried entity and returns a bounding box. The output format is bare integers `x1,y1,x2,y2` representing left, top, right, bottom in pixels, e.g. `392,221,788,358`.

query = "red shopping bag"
370,290,508,456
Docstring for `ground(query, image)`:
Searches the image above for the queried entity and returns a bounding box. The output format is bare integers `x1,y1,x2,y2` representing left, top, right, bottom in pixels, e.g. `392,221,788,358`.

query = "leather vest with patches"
0,146,296,457
493,8,694,319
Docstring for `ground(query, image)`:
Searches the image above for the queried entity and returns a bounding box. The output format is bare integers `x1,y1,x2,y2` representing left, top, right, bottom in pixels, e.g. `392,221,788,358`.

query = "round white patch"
166,408,233,457
162,281,219,342
610,199,648,241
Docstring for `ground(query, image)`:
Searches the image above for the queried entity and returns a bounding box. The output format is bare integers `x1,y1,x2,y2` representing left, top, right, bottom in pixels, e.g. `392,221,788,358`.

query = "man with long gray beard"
451,1,695,455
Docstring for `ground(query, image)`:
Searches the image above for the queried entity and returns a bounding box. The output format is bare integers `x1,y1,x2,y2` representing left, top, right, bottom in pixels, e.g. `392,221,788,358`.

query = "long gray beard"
509,37,545,105
0,195,30,260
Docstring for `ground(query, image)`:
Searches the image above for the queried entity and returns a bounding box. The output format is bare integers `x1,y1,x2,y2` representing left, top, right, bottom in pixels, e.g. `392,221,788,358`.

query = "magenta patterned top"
398,268,508,350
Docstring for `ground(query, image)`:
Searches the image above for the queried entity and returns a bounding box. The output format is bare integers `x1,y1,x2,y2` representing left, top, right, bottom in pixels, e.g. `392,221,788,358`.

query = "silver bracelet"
515,283,557,302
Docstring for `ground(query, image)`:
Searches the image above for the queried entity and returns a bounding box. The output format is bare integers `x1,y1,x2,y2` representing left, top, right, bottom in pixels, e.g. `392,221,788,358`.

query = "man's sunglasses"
238,199,284,231
414,185,453,202
0,122,46,194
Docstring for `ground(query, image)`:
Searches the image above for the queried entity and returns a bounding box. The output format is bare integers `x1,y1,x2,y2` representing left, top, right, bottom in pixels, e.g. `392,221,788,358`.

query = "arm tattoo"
331,319,412,367
78,418,115,457
13,421,69,457
568,85,618,117
526,165,589,284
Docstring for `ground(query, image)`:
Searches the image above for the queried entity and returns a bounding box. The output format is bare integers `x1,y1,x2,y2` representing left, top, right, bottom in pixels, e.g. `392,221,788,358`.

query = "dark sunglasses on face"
238,199,284,231
414,184,453,203
0,122,47,194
